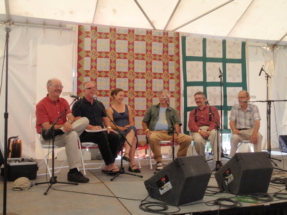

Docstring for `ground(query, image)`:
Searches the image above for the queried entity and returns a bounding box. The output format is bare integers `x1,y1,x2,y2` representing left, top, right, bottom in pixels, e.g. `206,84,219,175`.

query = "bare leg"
124,130,139,169
124,130,134,155
129,136,137,168
124,130,134,157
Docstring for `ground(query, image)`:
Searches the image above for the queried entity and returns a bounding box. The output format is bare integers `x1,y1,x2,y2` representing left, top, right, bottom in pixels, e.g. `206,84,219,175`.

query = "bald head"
238,90,249,97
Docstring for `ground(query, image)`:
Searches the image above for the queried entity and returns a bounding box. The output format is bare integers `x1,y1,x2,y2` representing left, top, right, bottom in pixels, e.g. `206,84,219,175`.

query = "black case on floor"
279,135,287,153
1,158,38,181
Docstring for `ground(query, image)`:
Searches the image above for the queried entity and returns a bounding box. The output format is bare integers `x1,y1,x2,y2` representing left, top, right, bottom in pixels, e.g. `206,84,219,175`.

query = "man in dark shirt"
188,91,221,162
72,81,121,174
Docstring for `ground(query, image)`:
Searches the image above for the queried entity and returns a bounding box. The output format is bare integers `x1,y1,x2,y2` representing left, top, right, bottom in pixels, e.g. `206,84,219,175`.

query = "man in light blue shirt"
229,90,262,157
142,90,192,171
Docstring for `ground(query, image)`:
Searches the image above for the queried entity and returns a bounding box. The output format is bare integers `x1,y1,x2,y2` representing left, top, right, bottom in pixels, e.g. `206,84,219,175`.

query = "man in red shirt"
188,91,221,163
36,78,89,183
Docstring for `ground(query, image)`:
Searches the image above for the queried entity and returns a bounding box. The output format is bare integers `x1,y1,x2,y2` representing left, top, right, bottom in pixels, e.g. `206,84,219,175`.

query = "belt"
237,128,250,130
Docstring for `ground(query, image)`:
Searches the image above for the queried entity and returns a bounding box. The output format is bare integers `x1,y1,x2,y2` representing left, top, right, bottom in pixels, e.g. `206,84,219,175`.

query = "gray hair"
47,78,60,87
194,91,206,98
47,79,52,86
157,89,170,99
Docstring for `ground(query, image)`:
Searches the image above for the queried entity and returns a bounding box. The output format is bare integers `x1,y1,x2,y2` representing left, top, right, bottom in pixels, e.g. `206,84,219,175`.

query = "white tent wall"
271,47,287,148
0,26,77,159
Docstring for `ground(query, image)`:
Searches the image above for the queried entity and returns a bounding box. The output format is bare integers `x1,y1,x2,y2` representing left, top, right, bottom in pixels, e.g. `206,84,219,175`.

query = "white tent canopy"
1,0,287,46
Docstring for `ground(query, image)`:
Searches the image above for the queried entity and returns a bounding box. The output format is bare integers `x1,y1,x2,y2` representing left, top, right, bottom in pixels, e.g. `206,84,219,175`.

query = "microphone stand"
211,68,229,171
248,99,287,173
2,25,12,215
165,99,175,161
92,97,143,181
35,98,79,195
259,68,279,161
257,67,287,171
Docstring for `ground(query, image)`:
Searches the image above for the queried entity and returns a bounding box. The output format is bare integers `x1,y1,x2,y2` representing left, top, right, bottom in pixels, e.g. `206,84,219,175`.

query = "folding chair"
237,140,253,152
78,139,104,175
147,140,179,169
33,118,69,177
135,143,150,168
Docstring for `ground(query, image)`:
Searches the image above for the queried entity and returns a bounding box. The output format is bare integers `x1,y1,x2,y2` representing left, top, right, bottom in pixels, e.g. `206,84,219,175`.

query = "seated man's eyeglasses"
50,85,64,89
85,87,97,90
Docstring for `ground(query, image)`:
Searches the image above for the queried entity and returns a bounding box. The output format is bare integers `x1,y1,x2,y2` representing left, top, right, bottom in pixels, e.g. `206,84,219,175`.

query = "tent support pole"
171,0,234,32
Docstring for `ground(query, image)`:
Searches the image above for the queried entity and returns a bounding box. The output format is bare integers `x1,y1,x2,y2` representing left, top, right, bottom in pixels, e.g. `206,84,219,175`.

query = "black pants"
79,131,120,165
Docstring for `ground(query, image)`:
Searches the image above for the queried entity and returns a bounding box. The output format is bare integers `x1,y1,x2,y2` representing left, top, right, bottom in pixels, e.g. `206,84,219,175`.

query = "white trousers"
191,126,221,161
40,117,89,169
230,128,262,157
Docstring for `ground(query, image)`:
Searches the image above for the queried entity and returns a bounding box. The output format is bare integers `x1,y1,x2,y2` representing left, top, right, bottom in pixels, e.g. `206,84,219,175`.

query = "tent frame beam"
4,0,10,21
92,0,99,24
274,32,287,47
171,0,234,32
226,0,254,37
134,0,156,30
0,21,73,31
2,0,72,31
164,0,181,31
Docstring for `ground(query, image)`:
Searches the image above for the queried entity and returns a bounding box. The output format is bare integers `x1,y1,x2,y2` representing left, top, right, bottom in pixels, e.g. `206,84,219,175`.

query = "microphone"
93,95,98,102
70,94,79,99
259,65,264,76
205,100,209,105
219,67,222,78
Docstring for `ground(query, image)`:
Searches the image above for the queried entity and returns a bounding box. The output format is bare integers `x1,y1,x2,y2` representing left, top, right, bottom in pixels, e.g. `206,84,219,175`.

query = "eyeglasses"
85,87,96,90
50,85,63,89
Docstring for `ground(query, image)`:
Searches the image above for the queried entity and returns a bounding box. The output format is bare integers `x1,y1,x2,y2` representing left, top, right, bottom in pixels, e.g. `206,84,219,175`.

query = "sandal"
122,153,130,162
102,168,120,175
156,162,164,171
128,165,141,173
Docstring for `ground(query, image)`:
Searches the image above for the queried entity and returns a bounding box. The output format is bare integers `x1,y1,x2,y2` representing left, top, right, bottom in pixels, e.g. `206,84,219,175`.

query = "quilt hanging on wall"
181,36,247,134
77,26,181,145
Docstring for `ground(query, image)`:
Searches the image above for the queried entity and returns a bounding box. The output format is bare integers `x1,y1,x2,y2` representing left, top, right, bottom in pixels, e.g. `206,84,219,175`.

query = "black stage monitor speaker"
144,156,211,206
215,152,273,195
279,135,287,153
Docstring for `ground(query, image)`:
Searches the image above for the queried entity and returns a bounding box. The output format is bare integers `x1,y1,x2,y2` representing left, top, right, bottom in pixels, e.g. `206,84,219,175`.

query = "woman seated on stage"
106,88,140,173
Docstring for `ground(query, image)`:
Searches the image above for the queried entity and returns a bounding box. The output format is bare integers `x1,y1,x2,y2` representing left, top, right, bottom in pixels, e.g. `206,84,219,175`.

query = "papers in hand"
85,128,107,133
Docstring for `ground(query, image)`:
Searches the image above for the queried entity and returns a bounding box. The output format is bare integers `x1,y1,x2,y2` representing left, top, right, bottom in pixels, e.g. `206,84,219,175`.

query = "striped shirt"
229,104,261,129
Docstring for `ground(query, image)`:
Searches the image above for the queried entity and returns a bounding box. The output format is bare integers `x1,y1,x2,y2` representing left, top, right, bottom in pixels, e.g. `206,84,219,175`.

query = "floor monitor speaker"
215,152,273,195
144,156,211,206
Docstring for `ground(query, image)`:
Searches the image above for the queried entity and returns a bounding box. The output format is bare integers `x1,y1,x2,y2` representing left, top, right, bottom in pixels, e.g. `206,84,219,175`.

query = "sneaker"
68,171,89,183
156,162,164,171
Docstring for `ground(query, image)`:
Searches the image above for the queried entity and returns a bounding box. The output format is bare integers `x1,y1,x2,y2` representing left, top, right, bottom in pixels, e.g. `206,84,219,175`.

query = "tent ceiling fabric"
1,0,287,45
